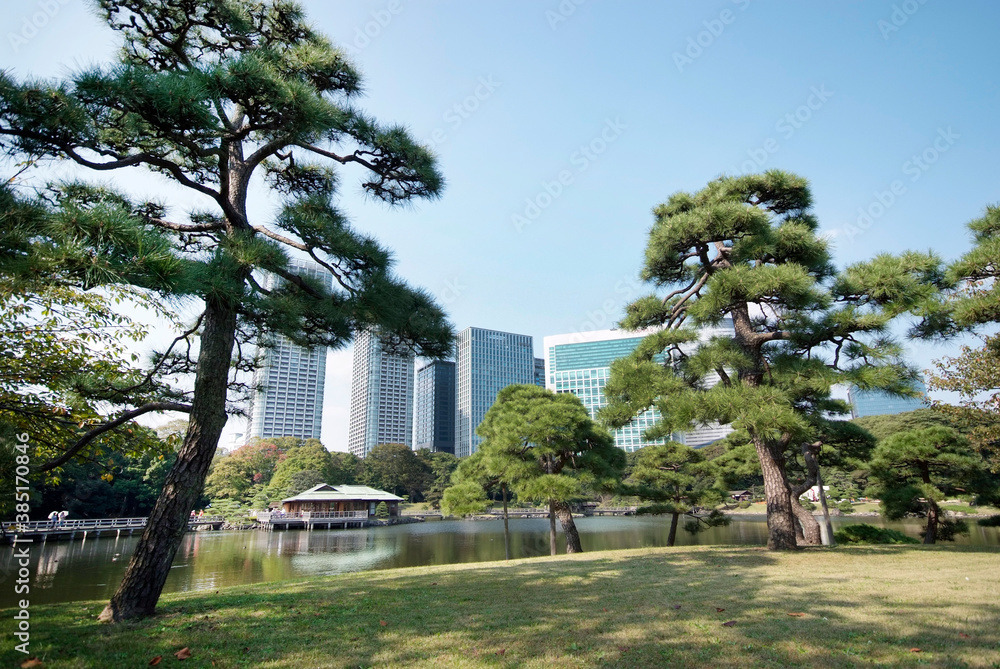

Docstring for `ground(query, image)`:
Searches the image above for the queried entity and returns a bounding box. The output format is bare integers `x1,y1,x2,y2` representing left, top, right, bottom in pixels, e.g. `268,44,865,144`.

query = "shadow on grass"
10,544,1000,668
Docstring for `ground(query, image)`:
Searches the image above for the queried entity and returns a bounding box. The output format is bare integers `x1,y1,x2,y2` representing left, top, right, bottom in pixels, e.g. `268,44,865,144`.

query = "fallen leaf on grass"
496,649,505,656
20,659,43,669
722,621,737,627
715,608,726,613
431,582,437,586
617,646,630,652
148,657,162,666
602,608,608,612
959,633,970,639
379,620,388,626
909,648,922,653
174,647,192,660
672,605,681,610
787,612,807,617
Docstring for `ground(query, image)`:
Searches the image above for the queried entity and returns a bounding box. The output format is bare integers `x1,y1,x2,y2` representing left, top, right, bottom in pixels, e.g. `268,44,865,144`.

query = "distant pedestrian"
57,510,68,527
47,511,58,527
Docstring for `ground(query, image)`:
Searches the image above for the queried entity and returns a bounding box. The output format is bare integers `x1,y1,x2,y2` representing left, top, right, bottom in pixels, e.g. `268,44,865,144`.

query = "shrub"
923,519,968,542
737,500,751,509
799,499,816,511
838,500,855,514
834,524,919,545
375,501,389,520
977,515,1000,527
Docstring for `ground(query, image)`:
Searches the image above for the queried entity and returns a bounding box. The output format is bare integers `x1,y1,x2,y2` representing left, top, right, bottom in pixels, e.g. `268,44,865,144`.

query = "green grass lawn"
7,545,999,668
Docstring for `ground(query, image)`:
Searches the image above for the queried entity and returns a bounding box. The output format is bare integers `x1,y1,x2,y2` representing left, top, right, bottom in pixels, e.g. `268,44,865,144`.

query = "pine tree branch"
37,401,193,472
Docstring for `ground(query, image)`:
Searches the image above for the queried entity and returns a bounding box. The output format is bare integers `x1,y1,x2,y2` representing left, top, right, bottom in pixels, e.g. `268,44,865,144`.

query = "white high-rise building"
348,329,414,458
455,327,535,458
247,259,331,441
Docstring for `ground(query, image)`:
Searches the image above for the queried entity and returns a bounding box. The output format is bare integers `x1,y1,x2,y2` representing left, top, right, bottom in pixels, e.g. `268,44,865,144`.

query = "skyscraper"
455,327,535,458
248,259,331,441
534,357,545,388
347,329,414,458
848,378,929,418
414,360,456,454
543,322,734,452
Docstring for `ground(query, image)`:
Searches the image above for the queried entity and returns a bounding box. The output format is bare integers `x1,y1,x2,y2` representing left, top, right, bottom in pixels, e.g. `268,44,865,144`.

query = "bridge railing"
9,517,148,532
302,511,368,520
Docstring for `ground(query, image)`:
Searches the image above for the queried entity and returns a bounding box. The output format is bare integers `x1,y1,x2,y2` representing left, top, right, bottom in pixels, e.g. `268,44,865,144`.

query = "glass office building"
455,327,535,458
534,358,545,388
248,259,331,441
543,322,734,452
414,360,456,454
347,328,414,458
848,378,929,418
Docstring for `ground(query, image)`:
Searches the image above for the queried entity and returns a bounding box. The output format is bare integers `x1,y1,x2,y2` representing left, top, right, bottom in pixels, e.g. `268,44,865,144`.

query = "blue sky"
3,1,998,451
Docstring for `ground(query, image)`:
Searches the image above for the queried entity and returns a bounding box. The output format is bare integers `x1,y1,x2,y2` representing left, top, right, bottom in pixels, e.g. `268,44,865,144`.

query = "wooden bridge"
2,516,226,543
256,510,369,531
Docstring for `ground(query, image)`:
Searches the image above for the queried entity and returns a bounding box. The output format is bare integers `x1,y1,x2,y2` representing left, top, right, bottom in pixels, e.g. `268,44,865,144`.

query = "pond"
4,515,998,607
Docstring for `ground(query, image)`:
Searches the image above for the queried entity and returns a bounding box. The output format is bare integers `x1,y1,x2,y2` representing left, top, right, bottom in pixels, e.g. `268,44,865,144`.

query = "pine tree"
476,384,625,555
0,1,451,621
868,426,997,543
601,171,943,550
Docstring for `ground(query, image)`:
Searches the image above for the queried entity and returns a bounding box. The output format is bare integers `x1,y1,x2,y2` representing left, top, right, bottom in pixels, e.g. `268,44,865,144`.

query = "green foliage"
869,426,996,518
838,500,855,514
440,480,489,518
924,519,968,542
737,500,752,509
977,515,1000,527
360,443,431,499
204,440,286,503
833,524,919,545
627,442,729,536
207,498,250,524
601,171,942,548
475,385,625,507
374,501,389,520
266,439,335,498
415,449,459,509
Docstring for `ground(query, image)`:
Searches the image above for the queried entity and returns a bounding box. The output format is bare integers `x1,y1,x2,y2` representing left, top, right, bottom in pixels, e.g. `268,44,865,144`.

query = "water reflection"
3,516,997,607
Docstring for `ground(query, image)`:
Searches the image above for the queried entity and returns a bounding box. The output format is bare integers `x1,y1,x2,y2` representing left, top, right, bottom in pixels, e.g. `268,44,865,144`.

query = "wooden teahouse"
280,484,403,517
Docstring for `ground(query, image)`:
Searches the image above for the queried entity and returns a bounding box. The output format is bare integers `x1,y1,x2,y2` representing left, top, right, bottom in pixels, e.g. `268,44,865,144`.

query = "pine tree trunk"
501,482,510,560
548,500,557,556
753,438,799,550
790,496,821,546
553,501,582,553
923,501,940,545
99,298,237,622
667,511,679,547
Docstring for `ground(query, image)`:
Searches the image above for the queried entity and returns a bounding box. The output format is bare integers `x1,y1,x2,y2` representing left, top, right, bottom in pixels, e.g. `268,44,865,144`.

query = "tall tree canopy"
927,205,1000,471
0,0,452,621
601,171,943,550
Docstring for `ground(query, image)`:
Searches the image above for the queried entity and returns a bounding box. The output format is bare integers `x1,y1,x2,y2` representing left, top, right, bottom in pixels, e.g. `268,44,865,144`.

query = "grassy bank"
7,545,999,668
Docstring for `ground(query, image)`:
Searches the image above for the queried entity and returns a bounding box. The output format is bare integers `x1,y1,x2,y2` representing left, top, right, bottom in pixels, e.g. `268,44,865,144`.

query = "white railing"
302,511,368,520
8,517,148,532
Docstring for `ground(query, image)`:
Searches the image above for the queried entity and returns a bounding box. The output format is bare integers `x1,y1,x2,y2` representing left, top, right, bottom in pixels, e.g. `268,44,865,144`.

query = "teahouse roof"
281,484,403,504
